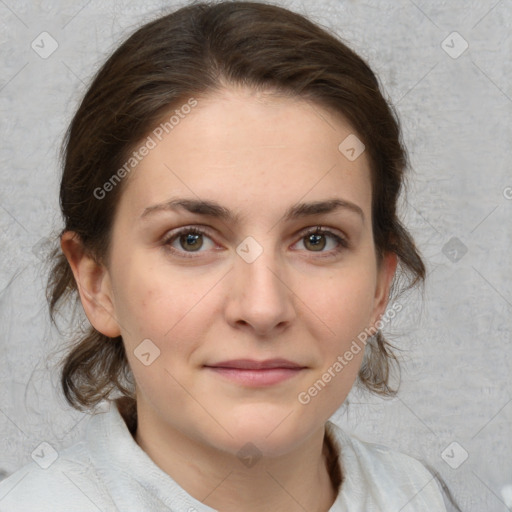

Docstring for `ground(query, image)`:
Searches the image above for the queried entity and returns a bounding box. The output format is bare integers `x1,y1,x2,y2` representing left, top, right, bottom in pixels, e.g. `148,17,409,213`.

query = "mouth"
204,359,307,387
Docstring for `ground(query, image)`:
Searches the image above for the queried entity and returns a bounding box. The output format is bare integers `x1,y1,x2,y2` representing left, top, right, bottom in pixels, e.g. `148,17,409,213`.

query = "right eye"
162,226,218,258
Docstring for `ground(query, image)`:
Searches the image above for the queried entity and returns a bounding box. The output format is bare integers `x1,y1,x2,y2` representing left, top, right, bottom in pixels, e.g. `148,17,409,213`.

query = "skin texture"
61,85,397,512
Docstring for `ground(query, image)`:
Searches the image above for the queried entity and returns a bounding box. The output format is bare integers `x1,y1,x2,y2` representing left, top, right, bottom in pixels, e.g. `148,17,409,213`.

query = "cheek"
117,265,209,405
113,254,225,357
307,269,377,350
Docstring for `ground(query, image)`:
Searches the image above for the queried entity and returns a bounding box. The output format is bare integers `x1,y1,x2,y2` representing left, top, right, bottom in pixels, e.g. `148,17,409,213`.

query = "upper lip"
205,359,305,370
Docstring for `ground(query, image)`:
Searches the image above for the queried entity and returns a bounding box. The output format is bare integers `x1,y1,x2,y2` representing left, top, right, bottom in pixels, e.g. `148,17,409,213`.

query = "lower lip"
205,367,304,386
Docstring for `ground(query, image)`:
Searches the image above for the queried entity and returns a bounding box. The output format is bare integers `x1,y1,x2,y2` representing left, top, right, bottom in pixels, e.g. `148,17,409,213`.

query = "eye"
162,225,348,259
293,226,348,257
162,227,216,258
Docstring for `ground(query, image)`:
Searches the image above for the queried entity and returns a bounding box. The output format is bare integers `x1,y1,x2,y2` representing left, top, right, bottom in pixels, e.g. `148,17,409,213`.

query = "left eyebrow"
140,197,364,224
283,198,364,223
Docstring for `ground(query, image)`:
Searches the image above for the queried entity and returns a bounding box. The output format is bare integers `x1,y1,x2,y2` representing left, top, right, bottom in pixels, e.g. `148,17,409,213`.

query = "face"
75,86,396,458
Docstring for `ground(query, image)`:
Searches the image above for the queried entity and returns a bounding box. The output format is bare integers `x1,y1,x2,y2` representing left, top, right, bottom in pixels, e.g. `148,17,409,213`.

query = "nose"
224,238,296,337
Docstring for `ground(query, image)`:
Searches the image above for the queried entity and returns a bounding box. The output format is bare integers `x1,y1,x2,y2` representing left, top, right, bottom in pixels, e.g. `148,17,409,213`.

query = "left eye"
295,227,347,253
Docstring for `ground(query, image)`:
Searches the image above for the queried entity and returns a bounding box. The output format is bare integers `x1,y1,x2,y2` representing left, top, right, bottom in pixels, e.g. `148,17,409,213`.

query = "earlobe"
60,231,121,338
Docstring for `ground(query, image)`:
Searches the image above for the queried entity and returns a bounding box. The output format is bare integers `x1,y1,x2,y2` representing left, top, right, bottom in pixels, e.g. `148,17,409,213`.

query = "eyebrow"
140,197,364,223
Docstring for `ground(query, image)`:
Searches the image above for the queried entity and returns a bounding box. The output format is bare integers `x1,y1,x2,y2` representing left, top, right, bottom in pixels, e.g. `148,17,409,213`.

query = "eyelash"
161,225,349,260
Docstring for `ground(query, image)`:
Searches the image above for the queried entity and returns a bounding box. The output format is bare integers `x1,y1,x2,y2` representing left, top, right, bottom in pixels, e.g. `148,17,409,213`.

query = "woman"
0,2,455,510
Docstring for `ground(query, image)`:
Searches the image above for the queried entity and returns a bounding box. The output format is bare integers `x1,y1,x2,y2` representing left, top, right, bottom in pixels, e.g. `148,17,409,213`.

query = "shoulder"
326,421,447,511
0,440,116,512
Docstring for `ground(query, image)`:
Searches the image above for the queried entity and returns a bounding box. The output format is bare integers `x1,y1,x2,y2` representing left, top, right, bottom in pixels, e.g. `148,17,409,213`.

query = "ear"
370,252,398,328
60,231,121,338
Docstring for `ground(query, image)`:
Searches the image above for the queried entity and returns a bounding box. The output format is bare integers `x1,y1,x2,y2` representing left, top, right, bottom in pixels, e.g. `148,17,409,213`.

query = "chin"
212,407,317,459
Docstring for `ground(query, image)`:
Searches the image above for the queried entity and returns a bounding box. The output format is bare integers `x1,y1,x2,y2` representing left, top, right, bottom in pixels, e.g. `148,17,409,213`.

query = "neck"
129,405,338,512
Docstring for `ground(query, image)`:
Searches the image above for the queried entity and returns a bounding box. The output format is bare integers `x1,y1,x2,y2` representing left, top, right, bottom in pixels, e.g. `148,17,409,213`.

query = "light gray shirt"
0,402,447,511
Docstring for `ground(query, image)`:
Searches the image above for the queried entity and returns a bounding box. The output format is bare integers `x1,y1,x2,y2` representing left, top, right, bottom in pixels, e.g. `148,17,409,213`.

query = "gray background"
0,0,511,510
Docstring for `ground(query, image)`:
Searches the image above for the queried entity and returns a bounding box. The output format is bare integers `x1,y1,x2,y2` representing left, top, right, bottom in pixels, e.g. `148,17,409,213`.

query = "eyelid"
298,225,349,245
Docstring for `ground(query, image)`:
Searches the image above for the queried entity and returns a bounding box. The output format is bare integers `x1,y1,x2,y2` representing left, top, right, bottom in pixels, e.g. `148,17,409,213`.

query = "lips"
204,359,307,387
205,359,304,370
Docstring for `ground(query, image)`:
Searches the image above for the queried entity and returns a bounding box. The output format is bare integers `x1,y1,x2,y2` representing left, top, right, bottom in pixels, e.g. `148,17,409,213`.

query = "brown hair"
47,0,425,413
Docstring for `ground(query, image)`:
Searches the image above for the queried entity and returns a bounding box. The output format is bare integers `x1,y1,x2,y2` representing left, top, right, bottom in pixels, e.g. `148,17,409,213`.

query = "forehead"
117,86,373,223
